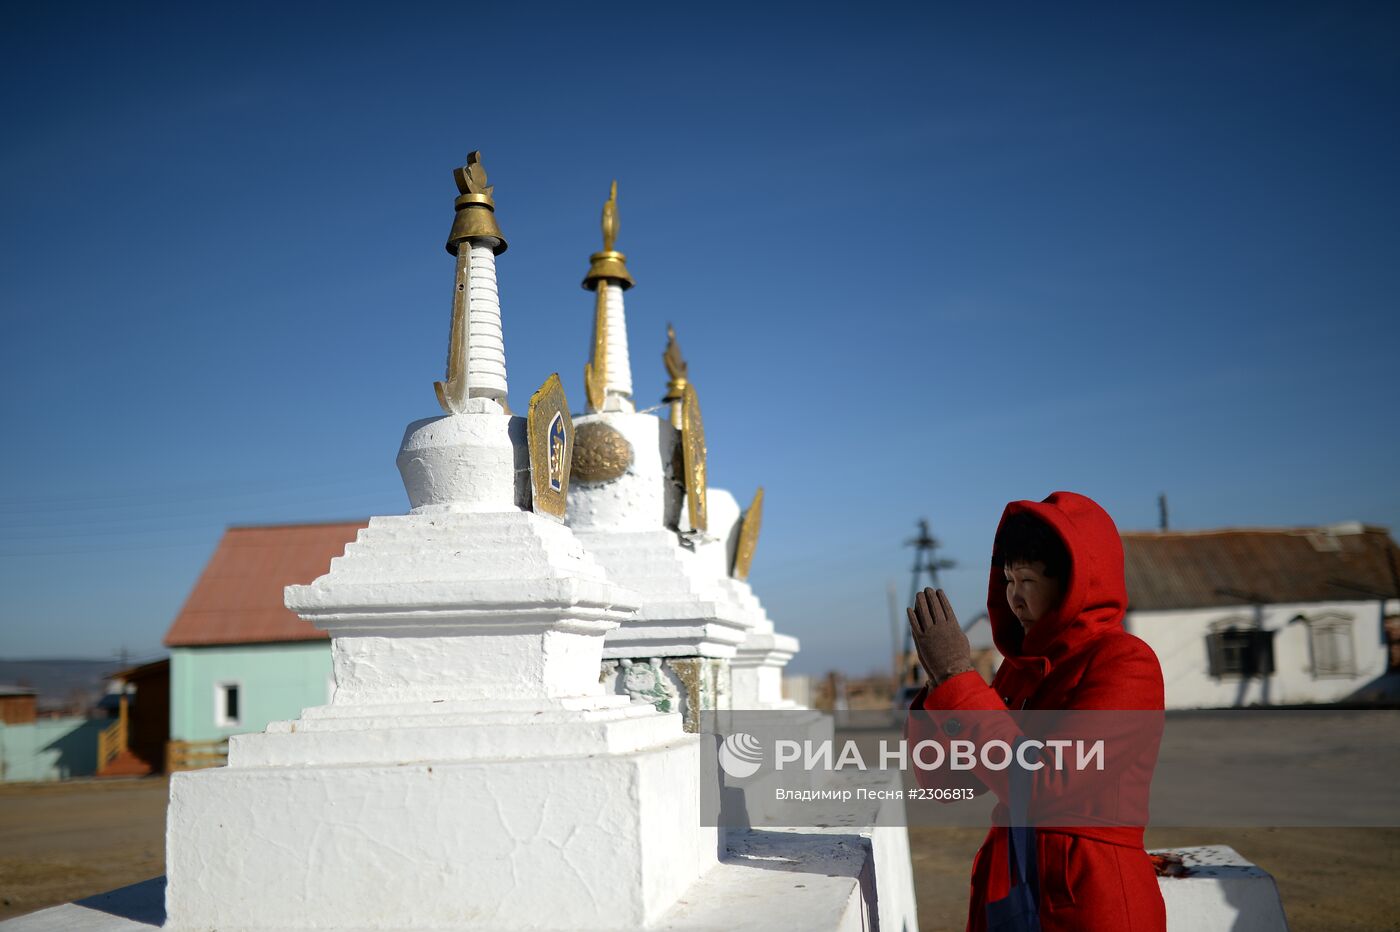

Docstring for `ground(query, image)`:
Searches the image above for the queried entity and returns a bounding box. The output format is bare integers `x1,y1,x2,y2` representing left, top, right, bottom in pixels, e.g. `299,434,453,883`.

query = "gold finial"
582,180,634,290
453,151,493,200
446,150,507,255
661,323,688,427
602,180,619,252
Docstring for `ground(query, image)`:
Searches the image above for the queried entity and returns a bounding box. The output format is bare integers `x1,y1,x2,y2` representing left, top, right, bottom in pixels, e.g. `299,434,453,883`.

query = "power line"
0,469,390,514
0,488,393,539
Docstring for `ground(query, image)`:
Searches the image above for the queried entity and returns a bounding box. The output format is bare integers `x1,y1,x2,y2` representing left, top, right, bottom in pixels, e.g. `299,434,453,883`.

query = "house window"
215,681,242,728
1306,614,1356,678
1206,618,1274,678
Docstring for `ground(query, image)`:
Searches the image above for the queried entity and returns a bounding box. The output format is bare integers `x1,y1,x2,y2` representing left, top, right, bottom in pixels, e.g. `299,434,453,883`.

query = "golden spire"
582,180,634,290
661,323,688,428
583,181,635,412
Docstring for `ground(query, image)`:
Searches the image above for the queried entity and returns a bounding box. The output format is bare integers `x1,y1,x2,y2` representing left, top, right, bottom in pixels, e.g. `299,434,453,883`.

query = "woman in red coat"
906,491,1166,932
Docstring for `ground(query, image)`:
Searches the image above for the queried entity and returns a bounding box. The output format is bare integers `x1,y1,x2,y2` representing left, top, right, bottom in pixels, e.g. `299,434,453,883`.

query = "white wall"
1128,599,1392,709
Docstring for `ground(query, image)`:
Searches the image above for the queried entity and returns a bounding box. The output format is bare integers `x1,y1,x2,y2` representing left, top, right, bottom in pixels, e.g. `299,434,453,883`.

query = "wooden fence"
96,717,127,772
165,739,229,772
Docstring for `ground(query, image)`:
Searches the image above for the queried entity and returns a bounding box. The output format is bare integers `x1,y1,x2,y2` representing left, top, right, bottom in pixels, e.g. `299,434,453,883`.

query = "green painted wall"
0,717,105,782
170,642,333,741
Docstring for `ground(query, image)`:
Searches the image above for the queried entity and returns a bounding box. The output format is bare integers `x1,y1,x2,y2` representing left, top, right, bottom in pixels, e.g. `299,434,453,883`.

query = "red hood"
987,491,1127,663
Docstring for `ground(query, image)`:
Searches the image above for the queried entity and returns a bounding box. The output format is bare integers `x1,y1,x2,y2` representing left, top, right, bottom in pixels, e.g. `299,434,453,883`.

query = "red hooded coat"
909,492,1166,932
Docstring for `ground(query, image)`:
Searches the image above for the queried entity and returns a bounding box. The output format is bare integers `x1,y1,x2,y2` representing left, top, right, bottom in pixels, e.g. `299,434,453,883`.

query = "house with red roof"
163,521,365,743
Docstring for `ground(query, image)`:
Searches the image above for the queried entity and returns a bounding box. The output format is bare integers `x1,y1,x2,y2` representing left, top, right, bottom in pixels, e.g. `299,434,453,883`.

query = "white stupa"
566,183,754,730
160,154,716,930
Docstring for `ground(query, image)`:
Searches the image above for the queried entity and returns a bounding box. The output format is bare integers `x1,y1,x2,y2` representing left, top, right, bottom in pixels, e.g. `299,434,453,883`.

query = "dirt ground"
908,826,1400,932
2,777,1398,929
0,777,166,922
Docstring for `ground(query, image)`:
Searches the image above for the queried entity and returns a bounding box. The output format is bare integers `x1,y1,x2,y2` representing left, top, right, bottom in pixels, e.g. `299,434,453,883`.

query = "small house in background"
0,685,37,725
1122,523,1400,709
95,659,171,776
0,681,105,782
163,521,365,767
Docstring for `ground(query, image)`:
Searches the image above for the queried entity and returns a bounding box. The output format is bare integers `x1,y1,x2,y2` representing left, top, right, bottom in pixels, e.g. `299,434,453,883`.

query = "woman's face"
1003,561,1064,631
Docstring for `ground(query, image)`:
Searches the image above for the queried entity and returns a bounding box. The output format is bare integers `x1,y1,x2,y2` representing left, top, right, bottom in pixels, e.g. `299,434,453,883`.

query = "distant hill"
0,659,122,714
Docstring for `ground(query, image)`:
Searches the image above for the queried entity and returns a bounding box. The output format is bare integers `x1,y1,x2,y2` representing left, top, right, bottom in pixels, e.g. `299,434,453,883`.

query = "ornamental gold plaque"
732,486,764,580
527,373,572,520
680,381,707,533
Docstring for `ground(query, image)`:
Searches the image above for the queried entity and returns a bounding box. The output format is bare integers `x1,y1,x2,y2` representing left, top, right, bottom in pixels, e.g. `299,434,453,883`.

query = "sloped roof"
163,521,367,647
1122,523,1400,612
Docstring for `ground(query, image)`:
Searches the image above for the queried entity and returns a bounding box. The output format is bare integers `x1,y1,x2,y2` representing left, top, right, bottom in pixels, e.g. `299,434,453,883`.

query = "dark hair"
994,512,1070,580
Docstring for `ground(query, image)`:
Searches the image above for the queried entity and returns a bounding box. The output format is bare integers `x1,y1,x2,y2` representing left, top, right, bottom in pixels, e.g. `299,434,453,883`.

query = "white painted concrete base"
8,766,918,929
165,735,711,930
659,830,878,931
6,823,915,932
1153,845,1290,931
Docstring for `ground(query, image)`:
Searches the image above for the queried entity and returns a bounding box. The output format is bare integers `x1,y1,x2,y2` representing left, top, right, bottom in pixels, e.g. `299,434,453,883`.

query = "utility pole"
1158,493,1169,532
899,519,956,687
886,580,901,695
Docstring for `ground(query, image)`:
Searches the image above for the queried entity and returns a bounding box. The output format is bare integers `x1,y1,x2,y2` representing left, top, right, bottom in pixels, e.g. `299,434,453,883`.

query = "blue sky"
2,2,1397,675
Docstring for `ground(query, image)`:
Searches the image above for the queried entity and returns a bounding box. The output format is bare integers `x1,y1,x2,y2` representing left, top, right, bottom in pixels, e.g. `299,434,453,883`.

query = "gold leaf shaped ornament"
584,284,608,412
680,381,707,533
732,487,764,580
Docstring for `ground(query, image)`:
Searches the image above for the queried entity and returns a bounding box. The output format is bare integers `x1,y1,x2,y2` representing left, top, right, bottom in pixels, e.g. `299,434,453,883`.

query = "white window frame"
214,680,243,728
1304,612,1356,679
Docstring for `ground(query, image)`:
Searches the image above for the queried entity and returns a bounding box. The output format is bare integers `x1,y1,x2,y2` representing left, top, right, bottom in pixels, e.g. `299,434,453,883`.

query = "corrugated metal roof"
163,521,367,647
1122,524,1400,612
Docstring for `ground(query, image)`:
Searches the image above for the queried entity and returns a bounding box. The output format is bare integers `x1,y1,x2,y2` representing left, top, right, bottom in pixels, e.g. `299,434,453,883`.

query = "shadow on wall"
43,719,103,777
1347,670,1400,704
0,717,105,781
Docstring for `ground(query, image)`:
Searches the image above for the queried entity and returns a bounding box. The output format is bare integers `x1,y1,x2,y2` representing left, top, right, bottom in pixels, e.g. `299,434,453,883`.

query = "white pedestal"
1154,845,1290,931
167,731,709,930
731,628,800,710
164,487,719,929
